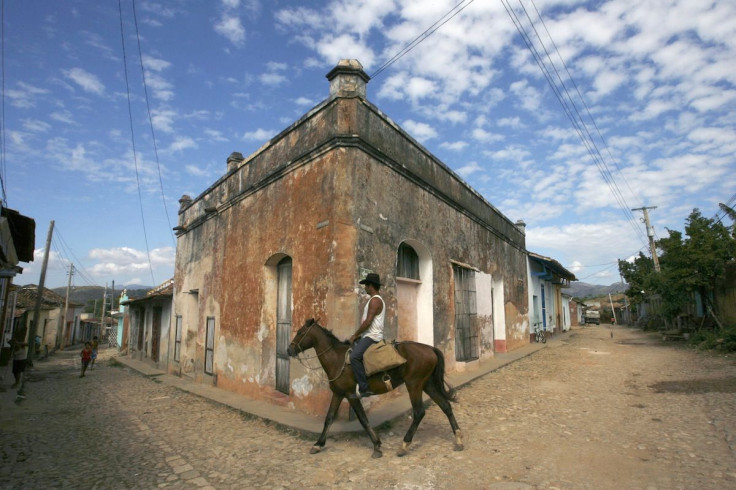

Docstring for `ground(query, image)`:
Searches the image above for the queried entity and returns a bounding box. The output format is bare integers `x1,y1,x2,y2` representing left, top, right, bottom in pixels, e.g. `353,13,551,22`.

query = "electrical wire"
501,0,648,248
131,0,175,247
370,0,477,79
118,0,156,287
0,0,6,207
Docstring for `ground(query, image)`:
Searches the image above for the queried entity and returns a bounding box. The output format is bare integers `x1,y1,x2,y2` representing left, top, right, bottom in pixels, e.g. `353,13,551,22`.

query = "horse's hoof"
454,444,464,452
397,448,407,457
372,450,383,459
310,446,322,454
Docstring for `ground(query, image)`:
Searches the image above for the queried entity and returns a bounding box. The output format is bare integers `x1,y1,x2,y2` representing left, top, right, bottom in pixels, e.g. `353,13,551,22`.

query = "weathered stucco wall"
172,73,529,415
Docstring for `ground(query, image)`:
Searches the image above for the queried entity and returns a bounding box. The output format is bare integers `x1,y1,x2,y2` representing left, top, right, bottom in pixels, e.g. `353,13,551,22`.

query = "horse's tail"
431,347,457,402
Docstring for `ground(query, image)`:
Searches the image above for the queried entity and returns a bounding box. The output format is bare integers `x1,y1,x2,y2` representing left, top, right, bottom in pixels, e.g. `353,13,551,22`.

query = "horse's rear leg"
424,383,463,451
312,393,343,454
347,397,383,458
397,385,426,457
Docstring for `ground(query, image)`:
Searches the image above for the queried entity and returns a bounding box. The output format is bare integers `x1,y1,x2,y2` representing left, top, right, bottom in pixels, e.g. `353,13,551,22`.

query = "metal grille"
205,317,215,375
174,316,182,362
453,264,478,362
275,258,292,395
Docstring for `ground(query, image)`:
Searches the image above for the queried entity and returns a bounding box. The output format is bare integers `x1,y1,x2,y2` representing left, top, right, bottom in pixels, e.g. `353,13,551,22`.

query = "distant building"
527,252,576,340
123,279,173,368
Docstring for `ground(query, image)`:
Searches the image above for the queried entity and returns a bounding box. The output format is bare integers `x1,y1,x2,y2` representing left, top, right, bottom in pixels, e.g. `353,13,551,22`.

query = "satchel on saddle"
363,340,407,376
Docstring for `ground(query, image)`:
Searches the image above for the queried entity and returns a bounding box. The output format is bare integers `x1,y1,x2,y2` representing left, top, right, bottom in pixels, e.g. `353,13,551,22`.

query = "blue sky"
5,0,735,289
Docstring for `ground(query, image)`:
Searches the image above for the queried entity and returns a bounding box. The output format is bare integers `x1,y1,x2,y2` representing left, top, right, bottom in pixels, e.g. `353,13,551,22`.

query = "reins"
290,321,349,382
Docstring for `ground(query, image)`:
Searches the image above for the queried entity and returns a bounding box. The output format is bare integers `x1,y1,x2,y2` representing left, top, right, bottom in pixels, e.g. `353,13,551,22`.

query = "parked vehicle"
585,310,601,325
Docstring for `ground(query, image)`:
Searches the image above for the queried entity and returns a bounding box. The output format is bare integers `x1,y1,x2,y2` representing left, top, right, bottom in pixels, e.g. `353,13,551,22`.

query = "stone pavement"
113,332,557,435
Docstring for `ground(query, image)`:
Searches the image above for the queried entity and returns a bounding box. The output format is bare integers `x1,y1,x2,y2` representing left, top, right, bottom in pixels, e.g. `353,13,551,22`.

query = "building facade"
171,60,530,415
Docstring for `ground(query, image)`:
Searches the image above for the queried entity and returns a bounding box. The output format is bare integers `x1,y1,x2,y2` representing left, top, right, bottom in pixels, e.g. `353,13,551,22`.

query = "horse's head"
287,318,319,357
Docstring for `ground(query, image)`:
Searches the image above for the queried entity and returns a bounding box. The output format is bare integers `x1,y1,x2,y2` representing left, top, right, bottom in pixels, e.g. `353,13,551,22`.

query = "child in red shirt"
80,342,92,378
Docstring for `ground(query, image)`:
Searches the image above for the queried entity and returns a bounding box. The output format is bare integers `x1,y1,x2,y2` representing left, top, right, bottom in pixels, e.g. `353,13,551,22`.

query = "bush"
690,325,736,352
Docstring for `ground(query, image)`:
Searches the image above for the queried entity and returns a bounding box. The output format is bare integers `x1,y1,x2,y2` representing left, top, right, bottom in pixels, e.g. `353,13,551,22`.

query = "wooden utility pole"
99,283,107,340
59,264,74,350
632,206,660,272
28,221,54,360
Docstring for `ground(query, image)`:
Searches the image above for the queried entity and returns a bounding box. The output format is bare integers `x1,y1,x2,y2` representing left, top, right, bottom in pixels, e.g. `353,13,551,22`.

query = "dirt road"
2,325,735,489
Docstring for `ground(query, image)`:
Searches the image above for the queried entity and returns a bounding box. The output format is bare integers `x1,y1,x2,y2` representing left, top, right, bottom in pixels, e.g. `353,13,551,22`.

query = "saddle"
363,340,407,376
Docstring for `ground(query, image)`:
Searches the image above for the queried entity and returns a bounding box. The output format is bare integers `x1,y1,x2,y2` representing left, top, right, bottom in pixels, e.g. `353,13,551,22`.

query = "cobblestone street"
1,325,735,489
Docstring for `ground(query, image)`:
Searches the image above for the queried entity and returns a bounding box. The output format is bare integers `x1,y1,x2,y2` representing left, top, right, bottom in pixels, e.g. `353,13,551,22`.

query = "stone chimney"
178,194,192,211
326,59,370,99
515,220,526,235
226,151,245,172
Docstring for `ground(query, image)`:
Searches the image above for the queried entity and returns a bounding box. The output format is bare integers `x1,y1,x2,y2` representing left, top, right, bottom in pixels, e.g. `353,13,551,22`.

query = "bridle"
289,320,347,382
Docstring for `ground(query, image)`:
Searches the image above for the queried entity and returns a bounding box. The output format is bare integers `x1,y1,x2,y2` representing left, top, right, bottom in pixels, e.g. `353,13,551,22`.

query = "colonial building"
171,60,530,415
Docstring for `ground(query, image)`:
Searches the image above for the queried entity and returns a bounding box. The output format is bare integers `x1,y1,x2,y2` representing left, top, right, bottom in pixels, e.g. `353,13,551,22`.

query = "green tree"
619,208,736,323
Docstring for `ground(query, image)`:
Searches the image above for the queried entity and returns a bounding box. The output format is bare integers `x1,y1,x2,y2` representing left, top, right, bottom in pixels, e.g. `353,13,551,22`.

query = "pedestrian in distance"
349,272,385,398
90,336,99,369
11,333,28,389
80,342,93,377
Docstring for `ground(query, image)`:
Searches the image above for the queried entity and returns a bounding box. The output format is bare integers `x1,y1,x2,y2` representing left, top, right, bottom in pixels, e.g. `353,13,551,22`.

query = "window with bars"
397,242,420,280
453,264,478,362
205,317,215,375
174,315,182,362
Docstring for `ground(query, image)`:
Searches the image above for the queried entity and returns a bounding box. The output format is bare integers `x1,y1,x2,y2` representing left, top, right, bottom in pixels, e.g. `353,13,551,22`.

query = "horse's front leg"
312,393,343,454
347,397,382,459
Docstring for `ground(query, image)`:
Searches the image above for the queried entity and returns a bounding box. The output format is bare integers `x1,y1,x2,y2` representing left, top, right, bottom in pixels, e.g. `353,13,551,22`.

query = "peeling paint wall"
171,72,529,415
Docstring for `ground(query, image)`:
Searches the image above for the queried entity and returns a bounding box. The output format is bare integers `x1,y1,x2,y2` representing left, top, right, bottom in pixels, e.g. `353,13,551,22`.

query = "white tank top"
361,295,385,342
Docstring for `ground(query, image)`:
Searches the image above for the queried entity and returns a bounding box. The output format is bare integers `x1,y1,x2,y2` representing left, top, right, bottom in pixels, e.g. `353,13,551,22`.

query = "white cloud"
440,141,468,151
88,246,175,276
243,128,275,141
215,15,245,45
6,81,49,108
22,119,51,132
456,161,482,178
401,120,437,143
49,111,75,125
63,67,105,95
167,137,197,153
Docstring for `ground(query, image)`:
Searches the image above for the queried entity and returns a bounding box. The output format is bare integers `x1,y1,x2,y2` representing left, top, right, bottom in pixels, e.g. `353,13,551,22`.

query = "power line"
130,0,175,248
370,0,477,79
500,0,648,247
0,0,7,206
118,0,156,286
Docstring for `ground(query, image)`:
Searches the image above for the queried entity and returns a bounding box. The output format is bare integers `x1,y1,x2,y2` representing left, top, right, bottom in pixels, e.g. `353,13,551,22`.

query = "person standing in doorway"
349,273,385,398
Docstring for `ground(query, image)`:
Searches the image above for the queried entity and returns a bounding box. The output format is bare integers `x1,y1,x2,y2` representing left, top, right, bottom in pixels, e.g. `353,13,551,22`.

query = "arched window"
397,242,420,280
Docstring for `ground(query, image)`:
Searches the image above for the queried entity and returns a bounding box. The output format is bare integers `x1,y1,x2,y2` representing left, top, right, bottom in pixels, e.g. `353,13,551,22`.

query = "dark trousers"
350,337,377,392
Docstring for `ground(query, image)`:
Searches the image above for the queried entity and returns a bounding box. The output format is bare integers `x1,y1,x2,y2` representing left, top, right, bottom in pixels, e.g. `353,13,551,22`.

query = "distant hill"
565,281,629,299
47,285,152,307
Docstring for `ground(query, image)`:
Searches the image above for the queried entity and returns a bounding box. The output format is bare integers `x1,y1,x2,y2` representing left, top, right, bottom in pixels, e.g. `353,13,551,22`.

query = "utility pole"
632,206,660,272
99,283,107,341
59,264,74,350
29,221,54,360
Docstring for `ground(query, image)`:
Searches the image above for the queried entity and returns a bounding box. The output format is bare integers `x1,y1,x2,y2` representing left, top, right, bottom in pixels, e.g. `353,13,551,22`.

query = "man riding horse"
349,272,384,398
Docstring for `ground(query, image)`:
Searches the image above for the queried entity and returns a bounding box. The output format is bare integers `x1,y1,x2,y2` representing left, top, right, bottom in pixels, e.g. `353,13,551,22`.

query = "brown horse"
287,318,463,458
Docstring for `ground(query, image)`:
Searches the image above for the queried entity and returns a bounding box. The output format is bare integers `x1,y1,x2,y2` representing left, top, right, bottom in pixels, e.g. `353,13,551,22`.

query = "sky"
4,0,735,290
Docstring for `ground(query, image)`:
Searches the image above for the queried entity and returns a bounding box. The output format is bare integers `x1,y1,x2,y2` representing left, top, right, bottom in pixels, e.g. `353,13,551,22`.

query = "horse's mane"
310,319,350,346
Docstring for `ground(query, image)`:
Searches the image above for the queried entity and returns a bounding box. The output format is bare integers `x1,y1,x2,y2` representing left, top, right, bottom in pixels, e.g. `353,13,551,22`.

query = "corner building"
172,60,529,416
